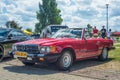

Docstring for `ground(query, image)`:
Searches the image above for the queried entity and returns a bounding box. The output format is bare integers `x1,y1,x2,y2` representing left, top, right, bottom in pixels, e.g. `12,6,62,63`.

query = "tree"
35,0,63,33
87,24,92,31
87,24,93,37
5,20,22,29
26,28,32,32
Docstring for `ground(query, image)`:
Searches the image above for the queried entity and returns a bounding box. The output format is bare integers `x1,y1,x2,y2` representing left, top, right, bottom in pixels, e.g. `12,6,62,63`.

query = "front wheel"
57,50,73,70
98,48,108,61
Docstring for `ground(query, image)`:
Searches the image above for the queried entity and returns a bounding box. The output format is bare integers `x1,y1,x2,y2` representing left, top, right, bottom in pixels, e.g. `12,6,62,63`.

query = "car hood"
15,38,76,45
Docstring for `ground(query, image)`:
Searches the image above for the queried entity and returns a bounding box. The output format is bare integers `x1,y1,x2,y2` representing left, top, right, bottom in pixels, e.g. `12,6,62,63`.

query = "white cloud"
0,0,120,31
58,0,120,31
0,0,41,30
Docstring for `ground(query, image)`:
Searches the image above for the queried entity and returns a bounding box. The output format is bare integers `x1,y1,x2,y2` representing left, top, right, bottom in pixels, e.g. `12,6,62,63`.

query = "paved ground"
0,58,97,80
0,58,120,80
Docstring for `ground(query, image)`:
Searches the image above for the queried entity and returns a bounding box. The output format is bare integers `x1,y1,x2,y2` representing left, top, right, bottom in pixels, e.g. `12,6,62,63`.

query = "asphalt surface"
0,58,120,80
0,58,97,80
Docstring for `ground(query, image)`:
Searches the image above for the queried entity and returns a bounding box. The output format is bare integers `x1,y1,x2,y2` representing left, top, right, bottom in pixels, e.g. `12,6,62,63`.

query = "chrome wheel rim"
62,52,71,68
103,48,107,59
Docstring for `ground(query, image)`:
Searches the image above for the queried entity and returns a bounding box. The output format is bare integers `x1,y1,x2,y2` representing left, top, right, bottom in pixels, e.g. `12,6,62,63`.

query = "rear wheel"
57,50,73,70
98,48,108,61
22,61,35,66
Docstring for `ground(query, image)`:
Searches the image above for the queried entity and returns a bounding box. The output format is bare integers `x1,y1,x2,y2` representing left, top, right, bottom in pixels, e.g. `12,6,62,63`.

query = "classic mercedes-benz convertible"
12,28,114,70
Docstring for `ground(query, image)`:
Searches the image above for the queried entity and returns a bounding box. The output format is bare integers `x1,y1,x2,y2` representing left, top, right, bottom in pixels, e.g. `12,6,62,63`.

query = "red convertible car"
12,28,114,70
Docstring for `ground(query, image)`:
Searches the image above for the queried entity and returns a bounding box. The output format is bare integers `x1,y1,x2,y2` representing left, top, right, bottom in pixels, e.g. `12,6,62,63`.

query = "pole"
106,4,109,32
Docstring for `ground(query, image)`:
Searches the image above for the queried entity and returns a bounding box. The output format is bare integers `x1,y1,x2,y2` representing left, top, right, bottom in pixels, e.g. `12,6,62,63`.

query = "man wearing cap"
100,26,107,38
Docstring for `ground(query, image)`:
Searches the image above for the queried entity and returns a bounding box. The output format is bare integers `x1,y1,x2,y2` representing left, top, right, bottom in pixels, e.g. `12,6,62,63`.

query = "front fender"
56,45,74,53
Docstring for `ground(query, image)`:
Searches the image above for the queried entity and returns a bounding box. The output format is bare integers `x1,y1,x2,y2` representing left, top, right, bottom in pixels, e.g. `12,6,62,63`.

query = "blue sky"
0,0,120,31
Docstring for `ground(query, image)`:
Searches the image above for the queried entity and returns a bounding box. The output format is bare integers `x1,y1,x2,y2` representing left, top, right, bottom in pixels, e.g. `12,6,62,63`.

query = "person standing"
93,26,98,37
100,26,107,38
107,29,112,39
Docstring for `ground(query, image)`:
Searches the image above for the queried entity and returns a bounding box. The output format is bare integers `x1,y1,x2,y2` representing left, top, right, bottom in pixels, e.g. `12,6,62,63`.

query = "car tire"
0,45,4,61
98,48,108,61
57,50,73,70
22,61,35,66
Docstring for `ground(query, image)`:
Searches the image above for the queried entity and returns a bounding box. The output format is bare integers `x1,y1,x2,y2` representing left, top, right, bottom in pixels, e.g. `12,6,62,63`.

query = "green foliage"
35,0,63,33
6,20,22,30
86,24,93,37
26,28,32,32
116,37,119,42
87,24,92,28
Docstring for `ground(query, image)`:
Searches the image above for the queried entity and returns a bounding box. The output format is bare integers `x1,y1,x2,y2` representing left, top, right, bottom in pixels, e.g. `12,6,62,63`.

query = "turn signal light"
51,46,56,53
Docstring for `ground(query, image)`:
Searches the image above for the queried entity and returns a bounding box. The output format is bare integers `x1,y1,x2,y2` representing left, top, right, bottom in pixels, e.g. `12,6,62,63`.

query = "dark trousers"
101,34,106,38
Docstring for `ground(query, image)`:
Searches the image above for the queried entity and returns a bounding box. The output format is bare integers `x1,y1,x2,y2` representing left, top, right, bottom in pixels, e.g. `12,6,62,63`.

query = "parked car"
31,34,40,39
40,25,68,38
12,28,114,70
0,28,32,61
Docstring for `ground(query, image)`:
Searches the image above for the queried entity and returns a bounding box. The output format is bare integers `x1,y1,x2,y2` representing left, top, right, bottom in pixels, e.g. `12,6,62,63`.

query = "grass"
109,43,120,61
114,43,120,47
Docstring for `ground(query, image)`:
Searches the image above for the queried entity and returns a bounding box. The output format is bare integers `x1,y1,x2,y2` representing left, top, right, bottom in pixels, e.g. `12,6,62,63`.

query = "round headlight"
40,47,46,53
40,46,51,53
46,47,51,53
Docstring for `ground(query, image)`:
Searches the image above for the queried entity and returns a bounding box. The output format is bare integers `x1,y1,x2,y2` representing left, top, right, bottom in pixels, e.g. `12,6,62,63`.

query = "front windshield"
52,29,82,38
0,29,10,37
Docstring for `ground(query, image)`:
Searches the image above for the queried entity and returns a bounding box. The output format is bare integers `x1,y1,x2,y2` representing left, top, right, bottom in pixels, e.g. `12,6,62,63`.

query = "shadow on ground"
3,58,113,75
69,58,113,72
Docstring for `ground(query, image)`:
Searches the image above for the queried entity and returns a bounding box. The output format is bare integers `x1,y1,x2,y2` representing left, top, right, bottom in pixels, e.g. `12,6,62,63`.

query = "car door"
84,31,99,57
86,38,99,57
75,39,87,59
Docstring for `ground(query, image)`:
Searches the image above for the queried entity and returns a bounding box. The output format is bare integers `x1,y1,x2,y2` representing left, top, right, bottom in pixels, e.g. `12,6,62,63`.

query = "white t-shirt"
107,31,111,38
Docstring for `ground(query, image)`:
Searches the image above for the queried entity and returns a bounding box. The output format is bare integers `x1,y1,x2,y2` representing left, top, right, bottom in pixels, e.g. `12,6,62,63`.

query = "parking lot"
0,58,120,80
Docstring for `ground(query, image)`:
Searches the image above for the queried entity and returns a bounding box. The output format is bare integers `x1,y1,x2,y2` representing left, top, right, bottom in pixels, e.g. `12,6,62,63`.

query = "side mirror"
8,34,13,39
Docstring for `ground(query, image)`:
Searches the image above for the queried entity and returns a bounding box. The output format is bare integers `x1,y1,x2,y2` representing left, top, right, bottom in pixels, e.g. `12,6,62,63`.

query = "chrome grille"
16,44,39,53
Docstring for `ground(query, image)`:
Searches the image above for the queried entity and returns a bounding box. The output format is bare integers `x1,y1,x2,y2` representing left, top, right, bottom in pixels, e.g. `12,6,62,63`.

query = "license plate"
27,57,32,60
15,52,27,58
